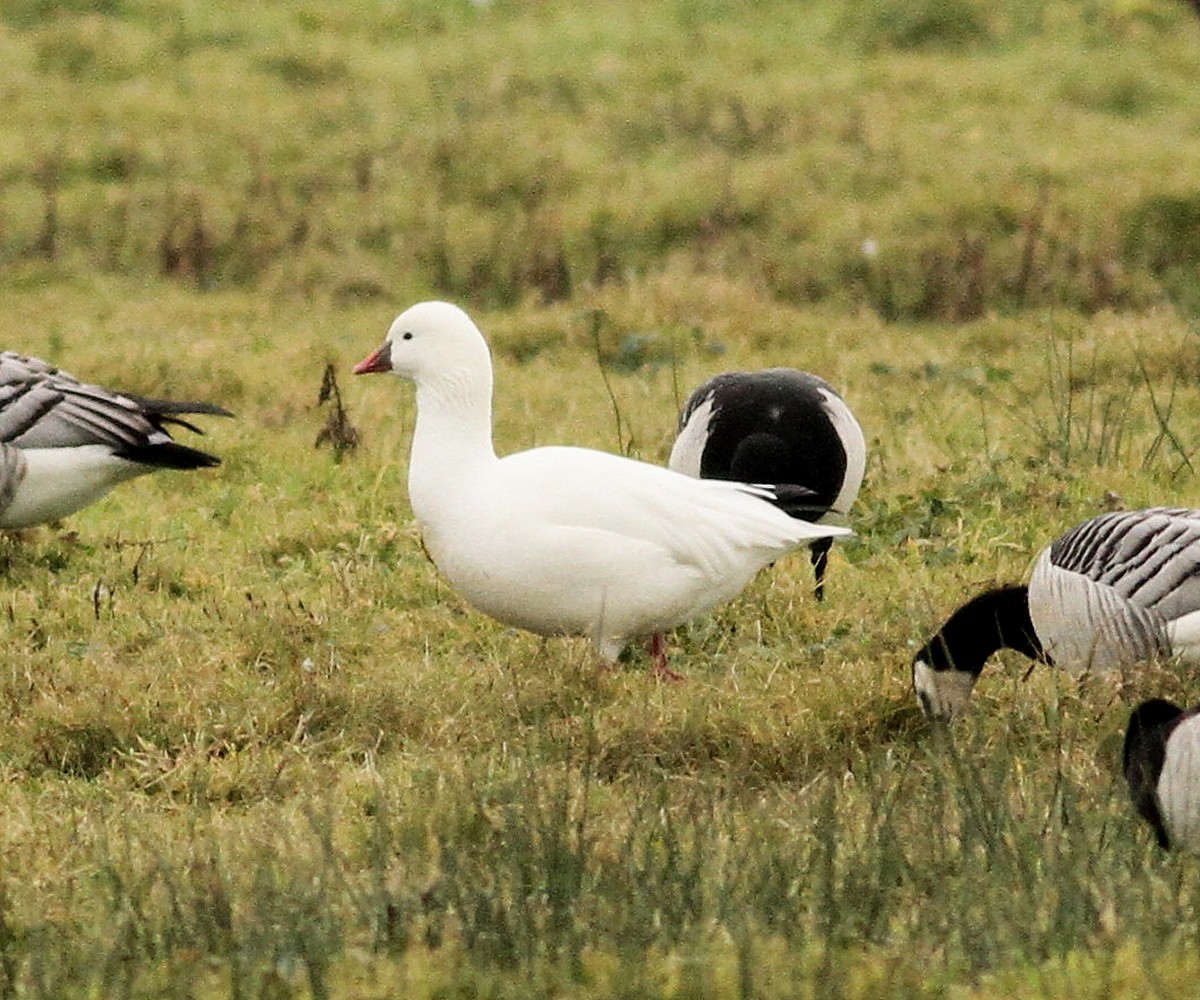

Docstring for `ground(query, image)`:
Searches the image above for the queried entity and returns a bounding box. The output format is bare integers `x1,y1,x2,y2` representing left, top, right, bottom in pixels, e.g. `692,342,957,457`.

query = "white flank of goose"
0,352,232,529
912,507,1200,719
669,368,865,600
1124,698,1200,851
353,301,851,678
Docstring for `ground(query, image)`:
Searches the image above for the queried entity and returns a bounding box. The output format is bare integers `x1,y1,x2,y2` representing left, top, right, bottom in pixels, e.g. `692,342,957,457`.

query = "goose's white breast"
817,386,865,519
1159,713,1200,851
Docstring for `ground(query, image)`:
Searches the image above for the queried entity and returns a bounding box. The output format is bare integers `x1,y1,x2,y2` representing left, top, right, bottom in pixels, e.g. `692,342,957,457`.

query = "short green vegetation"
1,0,1200,996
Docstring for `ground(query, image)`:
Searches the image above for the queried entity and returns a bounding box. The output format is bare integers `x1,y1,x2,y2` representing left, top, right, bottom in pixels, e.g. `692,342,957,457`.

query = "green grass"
0,274,1197,997
4,0,1200,315
2,0,1200,996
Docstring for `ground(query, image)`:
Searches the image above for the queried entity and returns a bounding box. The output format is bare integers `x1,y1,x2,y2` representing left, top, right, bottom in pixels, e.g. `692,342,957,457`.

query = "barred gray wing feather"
0,378,64,443
0,352,226,451
1048,508,1200,623
0,443,27,513
0,352,63,381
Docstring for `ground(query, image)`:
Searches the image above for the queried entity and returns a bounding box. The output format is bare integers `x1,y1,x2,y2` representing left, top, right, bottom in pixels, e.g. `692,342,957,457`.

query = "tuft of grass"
846,0,996,52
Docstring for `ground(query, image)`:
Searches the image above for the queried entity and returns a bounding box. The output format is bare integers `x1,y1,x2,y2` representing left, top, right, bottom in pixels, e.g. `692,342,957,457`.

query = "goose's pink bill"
354,343,392,375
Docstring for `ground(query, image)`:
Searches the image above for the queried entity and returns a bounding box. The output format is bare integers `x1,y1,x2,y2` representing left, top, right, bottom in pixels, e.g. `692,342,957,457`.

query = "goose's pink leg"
647,633,683,682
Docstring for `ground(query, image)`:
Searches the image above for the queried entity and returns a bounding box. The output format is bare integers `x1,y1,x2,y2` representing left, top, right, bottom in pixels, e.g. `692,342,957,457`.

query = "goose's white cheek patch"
912,659,977,720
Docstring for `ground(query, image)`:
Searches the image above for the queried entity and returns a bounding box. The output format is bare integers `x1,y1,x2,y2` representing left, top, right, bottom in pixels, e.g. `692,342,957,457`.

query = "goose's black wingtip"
116,442,223,470
759,482,834,521
124,393,236,420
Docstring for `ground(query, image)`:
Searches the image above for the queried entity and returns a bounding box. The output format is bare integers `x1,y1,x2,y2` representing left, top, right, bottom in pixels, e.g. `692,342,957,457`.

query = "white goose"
912,507,1200,719
353,301,850,677
1124,698,1200,852
669,368,865,600
0,352,231,529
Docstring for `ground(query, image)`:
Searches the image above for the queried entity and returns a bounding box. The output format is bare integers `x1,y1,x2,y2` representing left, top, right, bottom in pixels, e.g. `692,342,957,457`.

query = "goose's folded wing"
1048,508,1200,623
501,446,849,581
0,381,154,449
0,353,169,450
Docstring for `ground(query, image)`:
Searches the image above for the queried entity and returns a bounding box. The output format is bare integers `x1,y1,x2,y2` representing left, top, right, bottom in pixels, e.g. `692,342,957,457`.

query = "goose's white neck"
407,363,497,522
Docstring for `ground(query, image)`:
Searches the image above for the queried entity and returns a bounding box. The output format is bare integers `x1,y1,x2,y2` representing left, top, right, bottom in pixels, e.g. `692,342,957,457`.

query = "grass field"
3,0,1200,996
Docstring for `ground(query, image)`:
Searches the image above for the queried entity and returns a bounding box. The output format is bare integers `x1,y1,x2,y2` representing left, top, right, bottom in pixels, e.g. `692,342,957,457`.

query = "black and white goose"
668,368,865,599
0,352,232,528
913,507,1200,719
1123,698,1200,851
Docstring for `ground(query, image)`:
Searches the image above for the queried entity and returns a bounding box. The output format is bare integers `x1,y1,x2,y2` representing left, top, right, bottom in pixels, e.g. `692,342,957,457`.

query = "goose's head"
1124,697,1187,851
1123,698,1184,773
354,301,489,385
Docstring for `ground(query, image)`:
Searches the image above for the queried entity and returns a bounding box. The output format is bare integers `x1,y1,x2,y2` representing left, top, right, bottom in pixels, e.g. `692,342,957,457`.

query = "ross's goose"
912,507,1200,719
1124,698,1200,851
669,368,865,600
354,301,851,677
0,351,232,529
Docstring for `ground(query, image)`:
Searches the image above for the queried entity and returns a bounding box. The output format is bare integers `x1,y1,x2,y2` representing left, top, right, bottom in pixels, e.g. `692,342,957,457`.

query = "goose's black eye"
402,331,413,340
